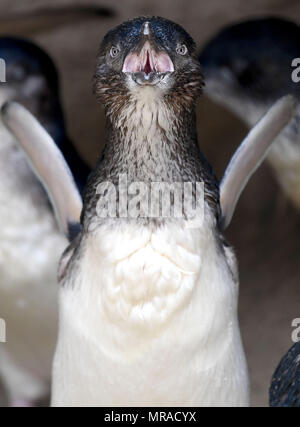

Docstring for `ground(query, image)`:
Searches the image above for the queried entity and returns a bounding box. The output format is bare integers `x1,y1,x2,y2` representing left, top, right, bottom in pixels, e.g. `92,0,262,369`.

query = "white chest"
52,217,249,407
0,122,66,285
0,121,67,378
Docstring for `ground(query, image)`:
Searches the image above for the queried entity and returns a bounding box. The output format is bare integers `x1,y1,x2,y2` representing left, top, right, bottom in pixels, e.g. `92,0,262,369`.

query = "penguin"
2,18,295,407
269,341,300,407
198,17,300,212
0,37,90,191
0,37,90,406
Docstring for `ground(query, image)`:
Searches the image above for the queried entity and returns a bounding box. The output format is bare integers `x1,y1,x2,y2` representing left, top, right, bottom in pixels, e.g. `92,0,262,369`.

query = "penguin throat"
83,89,220,227
104,90,199,181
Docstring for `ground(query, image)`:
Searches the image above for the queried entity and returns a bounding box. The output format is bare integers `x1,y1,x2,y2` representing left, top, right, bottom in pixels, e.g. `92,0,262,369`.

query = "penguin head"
199,18,300,125
0,37,64,137
94,17,203,114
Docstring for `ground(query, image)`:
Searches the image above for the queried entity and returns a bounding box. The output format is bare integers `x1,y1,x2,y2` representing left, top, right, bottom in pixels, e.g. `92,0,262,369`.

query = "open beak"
123,41,174,74
122,22,174,84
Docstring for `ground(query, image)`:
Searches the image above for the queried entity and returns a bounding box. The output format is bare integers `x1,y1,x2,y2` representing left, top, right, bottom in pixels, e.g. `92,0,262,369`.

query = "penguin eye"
176,44,188,55
110,46,120,58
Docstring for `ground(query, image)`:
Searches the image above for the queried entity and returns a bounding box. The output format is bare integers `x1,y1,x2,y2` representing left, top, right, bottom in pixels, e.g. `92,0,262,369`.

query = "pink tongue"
143,52,152,74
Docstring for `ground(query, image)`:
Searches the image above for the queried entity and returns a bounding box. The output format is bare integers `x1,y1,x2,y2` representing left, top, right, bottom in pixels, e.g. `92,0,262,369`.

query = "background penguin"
3,18,295,407
198,17,300,212
269,340,300,407
0,37,90,406
0,37,90,191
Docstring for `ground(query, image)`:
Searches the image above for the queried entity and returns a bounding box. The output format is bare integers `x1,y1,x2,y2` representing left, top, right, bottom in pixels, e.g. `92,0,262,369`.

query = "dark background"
1,0,300,406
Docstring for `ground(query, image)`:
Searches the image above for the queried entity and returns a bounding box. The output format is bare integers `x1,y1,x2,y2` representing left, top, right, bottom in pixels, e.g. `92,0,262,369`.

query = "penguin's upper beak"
122,22,174,84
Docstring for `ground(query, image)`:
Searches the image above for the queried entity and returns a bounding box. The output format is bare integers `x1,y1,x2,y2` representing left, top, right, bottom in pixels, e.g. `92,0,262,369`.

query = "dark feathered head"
94,16,203,118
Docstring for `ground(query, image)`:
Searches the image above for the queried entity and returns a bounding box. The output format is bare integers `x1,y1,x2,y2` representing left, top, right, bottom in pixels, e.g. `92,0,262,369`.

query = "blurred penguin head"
0,37,64,134
199,18,300,126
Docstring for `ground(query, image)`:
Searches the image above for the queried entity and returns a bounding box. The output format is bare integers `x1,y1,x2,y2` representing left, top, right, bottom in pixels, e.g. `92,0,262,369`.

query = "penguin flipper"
220,95,297,230
1,101,82,240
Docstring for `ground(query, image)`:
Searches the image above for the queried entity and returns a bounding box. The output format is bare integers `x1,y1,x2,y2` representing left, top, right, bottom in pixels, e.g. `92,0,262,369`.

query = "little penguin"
269,341,300,407
2,18,296,407
199,17,300,212
0,37,89,406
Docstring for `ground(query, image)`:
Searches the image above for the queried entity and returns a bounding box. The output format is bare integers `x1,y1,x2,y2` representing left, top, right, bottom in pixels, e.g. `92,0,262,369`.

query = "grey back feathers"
220,95,297,229
1,101,82,239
